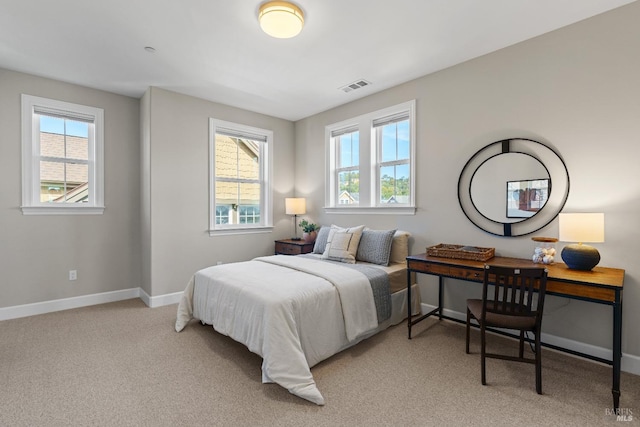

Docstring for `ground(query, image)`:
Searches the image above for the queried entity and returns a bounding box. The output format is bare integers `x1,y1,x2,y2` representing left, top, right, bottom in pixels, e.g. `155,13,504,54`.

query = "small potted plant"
298,219,319,243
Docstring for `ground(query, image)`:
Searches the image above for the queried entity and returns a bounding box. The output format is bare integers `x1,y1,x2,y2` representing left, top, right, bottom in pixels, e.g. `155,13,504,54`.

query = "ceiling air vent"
339,79,372,93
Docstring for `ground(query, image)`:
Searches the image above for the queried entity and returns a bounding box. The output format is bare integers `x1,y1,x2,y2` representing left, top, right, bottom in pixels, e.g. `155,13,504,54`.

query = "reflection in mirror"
470,152,549,223
458,138,570,237
506,178,549,218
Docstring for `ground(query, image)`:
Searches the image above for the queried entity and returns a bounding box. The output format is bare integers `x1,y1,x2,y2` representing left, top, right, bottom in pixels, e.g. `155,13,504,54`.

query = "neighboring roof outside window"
214,135,260,205
40,132,88,184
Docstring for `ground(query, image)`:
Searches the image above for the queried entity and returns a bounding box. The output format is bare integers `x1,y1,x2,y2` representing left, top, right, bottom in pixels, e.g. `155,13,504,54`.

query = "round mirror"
458,138,569,237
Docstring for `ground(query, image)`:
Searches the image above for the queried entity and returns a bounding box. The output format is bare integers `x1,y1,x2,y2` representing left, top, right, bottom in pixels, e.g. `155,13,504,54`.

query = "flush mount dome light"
258,1,304,39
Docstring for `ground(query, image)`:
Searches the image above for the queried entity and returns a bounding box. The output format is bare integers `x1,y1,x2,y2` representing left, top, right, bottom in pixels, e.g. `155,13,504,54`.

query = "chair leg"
466,308,471,354
480,323,487,386
535,330,542,394
519,330,525,358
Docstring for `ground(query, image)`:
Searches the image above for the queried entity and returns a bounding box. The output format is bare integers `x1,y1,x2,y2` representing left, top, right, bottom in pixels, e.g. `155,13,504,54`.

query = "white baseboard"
139,288,183,308
0,288,141,321
0,287,186,321
420,303,640,376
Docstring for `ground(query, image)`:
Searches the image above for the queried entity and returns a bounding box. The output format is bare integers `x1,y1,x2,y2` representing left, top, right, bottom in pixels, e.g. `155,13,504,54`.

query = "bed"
175,227,420,405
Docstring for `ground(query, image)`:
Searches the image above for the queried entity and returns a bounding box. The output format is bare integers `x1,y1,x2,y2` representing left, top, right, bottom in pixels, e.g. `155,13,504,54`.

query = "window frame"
334,127,360,206
325,100,416,215
21,94,104,215
209,118,273,236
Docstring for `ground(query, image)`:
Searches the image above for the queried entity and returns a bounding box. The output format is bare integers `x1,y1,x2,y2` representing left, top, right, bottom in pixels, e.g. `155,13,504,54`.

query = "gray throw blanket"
301,255,392,323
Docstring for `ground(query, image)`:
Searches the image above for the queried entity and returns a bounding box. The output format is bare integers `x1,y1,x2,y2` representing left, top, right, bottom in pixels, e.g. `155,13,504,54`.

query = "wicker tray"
426,244,495,261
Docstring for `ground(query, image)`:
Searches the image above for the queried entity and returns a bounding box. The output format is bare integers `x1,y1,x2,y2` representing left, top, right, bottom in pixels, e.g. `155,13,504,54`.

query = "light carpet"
0,299,638,426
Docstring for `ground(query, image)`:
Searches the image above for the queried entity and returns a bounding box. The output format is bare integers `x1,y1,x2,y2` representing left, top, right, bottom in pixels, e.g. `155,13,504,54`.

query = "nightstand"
275,239,314,255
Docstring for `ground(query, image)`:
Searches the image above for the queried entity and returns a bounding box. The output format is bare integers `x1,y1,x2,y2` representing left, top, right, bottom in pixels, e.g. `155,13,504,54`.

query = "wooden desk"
406,254,625,409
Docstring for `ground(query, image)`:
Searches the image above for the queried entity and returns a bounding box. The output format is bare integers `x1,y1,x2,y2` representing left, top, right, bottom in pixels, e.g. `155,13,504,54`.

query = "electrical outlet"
69,270,77,281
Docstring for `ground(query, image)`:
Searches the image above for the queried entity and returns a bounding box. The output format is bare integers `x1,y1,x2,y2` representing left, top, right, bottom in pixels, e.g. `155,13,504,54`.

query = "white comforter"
174,255,381,405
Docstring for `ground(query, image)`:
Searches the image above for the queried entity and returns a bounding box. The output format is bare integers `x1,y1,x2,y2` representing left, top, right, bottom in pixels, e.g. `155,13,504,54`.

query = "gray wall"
0,69,141,306
294,3,640,362
1,0,637,371
142,87,296,297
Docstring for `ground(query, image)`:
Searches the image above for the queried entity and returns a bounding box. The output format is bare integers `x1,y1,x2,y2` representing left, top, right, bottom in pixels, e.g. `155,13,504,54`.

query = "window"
209,119,273,235
376,113,411,205
335,128,360,205
239,205,260,224
215,206,230,224
21,95,104,215
325,100,415,214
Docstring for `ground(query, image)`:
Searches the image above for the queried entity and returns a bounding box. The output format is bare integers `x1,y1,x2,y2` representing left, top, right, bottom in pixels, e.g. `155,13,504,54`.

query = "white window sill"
21,205,105,215
324,206,416,215
208,226,273,236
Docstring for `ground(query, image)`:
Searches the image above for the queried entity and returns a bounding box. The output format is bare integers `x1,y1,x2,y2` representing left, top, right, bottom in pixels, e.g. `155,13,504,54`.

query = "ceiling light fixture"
258,1,304,39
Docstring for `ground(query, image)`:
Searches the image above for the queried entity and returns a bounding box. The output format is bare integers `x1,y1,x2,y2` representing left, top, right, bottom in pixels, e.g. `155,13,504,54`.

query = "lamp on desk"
559,213,604,271
285,197,306,240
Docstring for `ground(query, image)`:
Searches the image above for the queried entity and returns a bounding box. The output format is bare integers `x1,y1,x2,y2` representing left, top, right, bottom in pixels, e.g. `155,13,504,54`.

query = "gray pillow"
356,229,396,265
312,226,331,254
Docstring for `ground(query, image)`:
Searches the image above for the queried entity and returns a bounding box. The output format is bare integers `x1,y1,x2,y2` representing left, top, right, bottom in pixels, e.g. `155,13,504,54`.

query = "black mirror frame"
457,138,570,237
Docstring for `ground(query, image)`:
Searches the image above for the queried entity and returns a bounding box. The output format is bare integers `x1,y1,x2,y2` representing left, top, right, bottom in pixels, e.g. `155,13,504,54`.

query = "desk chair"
466,264,548,394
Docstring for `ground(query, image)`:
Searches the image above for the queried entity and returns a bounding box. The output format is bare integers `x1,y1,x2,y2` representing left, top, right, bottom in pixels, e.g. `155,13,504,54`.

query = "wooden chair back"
482,265,548,321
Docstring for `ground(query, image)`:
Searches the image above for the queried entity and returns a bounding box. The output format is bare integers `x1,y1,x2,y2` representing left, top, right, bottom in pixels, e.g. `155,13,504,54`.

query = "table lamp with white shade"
558,213,605,271
285,197,306,240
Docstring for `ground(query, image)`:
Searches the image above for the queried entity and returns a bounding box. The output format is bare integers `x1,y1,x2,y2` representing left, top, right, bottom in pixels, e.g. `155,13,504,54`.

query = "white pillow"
322,225,365,263
390,230,411,264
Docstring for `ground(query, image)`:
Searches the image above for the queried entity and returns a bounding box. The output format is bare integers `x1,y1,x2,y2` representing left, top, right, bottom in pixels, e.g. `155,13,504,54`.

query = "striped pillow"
356,229,397,265
321,225,364,263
